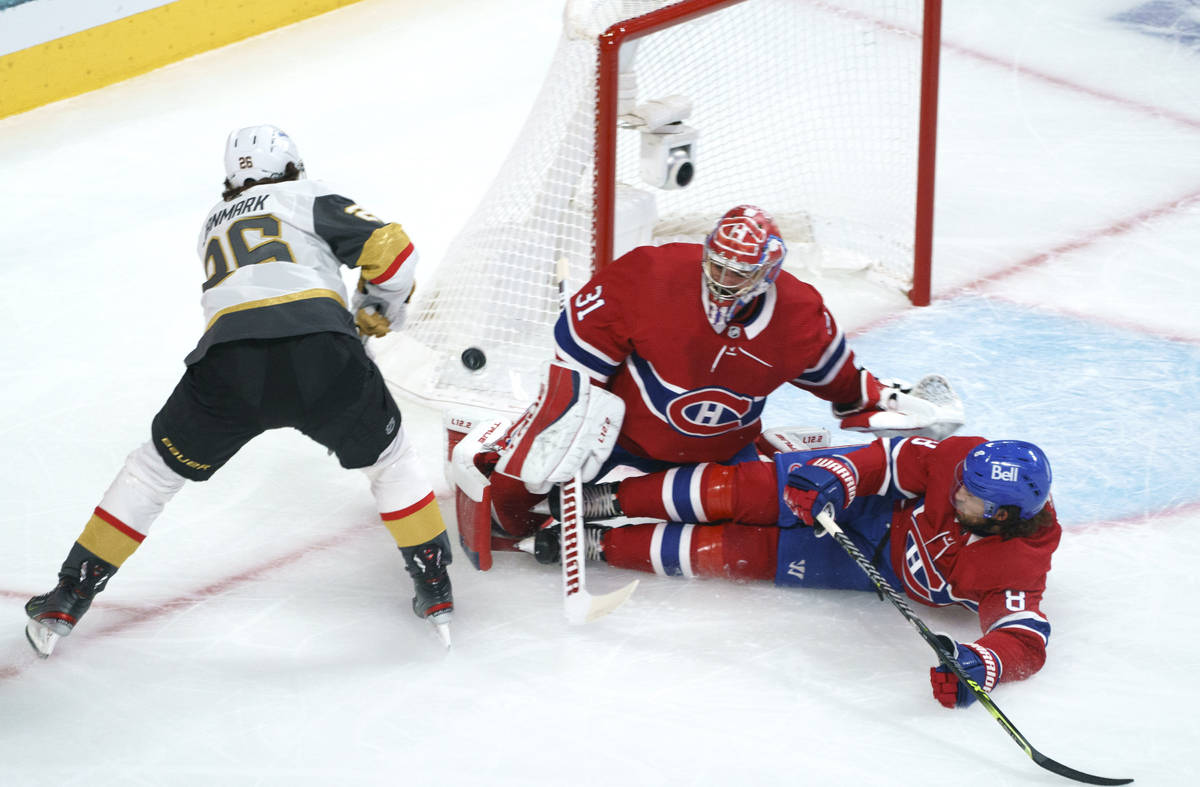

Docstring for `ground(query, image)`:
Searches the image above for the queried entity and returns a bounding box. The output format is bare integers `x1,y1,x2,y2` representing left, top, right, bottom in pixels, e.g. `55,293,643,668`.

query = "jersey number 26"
202,214,295,291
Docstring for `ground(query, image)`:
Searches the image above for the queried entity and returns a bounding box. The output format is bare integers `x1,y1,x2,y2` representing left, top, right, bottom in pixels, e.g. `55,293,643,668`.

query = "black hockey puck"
461,347,486,371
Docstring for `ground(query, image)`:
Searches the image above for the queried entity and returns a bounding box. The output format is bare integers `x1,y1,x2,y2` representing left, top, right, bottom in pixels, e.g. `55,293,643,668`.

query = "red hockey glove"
782,457,857,527
929,635,999,709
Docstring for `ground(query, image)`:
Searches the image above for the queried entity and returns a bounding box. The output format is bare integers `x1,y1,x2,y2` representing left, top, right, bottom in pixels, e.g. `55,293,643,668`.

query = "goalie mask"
701,205,787,333
957,440,1052,521
223,125,305,192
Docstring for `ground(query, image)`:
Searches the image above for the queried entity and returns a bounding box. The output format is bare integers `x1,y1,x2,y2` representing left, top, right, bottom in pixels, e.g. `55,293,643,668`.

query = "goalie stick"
552,256,638,623
559,471,638,624
814,508,1132,786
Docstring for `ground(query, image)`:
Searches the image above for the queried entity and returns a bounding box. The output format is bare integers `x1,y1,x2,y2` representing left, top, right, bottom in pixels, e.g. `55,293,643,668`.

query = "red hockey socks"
615,461,779,524
602,522,778,581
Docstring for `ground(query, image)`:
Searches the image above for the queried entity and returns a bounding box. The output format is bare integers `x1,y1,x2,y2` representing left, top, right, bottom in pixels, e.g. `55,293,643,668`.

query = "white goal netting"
378,0,933,411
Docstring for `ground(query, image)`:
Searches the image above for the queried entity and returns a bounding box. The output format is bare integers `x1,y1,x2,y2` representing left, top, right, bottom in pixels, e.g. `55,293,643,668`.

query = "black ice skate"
400,531,454,648
543,482,623,522
518,523,610,565
25,543,117,658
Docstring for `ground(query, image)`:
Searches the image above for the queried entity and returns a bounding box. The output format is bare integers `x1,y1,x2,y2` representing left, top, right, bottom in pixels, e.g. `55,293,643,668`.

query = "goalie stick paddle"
560,472,638,624
814,509,1132,786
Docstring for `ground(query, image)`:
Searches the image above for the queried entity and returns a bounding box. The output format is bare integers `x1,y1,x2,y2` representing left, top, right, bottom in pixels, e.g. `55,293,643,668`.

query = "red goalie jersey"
835,436,1062,682
553,244,866,464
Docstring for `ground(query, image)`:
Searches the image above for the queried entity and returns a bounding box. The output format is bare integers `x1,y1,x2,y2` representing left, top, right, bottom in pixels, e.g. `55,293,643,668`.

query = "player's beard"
957,514,1000,538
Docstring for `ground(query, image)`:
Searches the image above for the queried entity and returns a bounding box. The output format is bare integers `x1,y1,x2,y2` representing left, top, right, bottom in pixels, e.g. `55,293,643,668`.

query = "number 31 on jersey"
573,285,605,320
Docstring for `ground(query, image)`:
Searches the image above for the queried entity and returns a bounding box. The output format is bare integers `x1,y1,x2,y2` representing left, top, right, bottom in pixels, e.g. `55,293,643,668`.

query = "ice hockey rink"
1,0,1197,784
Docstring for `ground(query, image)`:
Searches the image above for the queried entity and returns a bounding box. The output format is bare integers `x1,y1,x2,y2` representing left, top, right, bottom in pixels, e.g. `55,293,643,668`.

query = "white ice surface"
1,1,1197,785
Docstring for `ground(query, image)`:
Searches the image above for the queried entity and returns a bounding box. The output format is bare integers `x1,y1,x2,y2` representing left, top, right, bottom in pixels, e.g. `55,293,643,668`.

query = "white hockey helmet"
701,205,787,333
223,125,305,191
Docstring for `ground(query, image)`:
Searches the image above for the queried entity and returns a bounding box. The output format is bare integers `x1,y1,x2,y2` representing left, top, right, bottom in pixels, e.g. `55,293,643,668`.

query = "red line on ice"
0,520,374,682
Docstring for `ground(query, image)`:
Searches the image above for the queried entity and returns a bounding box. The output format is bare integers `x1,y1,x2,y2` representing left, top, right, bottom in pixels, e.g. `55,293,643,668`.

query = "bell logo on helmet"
991,463,1019,483
962,440,1053,520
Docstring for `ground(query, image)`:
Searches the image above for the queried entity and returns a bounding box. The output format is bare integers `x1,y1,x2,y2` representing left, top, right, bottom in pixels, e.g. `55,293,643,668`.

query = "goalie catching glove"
833,371,965,441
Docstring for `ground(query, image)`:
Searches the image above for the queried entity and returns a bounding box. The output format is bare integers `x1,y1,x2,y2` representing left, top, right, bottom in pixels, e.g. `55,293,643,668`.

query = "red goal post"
594,0,939,302
379,0,941,411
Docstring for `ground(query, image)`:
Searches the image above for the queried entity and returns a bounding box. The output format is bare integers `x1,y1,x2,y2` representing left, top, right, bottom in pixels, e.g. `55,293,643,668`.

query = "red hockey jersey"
841,435,1062,684
554,243,863,463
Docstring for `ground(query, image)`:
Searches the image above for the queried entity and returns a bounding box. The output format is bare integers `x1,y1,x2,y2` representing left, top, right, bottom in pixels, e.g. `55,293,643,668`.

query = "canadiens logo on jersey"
899,506,964,606
665,387,759,437
630,355,765,437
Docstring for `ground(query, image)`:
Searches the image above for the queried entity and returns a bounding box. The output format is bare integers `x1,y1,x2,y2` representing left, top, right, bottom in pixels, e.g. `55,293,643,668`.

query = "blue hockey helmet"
960,440,1052,520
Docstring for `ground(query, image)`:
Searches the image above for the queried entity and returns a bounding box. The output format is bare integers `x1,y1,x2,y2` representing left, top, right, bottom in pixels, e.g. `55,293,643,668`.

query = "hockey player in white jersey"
24,125,454,655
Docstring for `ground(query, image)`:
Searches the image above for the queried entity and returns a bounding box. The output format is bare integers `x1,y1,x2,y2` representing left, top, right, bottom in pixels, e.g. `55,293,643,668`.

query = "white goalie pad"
449,417,512,572
842,374,965,441
495,362,625,494
449,417,512,503
755,426,832,455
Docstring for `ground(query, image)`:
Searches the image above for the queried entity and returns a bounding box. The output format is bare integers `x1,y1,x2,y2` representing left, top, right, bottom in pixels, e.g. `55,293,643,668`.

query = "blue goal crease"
762,295,1200,527
1111,1,1200,50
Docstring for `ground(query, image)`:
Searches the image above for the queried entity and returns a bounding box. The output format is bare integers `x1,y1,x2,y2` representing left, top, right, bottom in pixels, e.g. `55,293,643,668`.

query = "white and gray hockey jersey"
186,179,416,364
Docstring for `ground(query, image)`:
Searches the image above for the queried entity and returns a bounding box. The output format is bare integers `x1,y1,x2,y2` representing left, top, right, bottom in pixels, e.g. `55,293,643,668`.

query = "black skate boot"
399,531,454,647
547,482,622,522
25,542,117,658
519,523,610,565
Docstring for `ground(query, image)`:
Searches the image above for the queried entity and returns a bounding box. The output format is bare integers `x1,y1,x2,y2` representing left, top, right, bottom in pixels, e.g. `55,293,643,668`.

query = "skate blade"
25,619,60,659
428,611,452,649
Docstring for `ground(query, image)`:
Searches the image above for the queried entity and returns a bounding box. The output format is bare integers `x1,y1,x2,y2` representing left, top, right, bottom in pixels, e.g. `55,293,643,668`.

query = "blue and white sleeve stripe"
988,610,1052,647
792,328,850,388
553,311,620,383
886,437,920,499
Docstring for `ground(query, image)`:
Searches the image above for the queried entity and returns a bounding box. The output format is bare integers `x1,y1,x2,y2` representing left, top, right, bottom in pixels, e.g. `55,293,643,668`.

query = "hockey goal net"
378,0,940,411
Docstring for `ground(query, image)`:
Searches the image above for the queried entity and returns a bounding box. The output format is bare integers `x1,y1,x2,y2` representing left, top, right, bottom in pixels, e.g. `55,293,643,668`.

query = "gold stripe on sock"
381,493,446,548
76,511,143,567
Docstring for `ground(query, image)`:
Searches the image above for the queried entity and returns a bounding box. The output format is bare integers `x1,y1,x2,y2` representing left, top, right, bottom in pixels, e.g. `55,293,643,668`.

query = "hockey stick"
552,256,638,623
814,509,1132,786
560,471,638,624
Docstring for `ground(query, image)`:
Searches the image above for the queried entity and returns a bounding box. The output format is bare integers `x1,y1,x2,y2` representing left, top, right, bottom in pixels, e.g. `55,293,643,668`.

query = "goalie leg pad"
448,417,512,571
495,362,624,493
455,481,494,571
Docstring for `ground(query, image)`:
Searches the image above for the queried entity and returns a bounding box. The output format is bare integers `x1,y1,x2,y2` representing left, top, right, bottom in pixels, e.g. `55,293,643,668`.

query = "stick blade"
564,579,639,625
1031,751,1132,786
